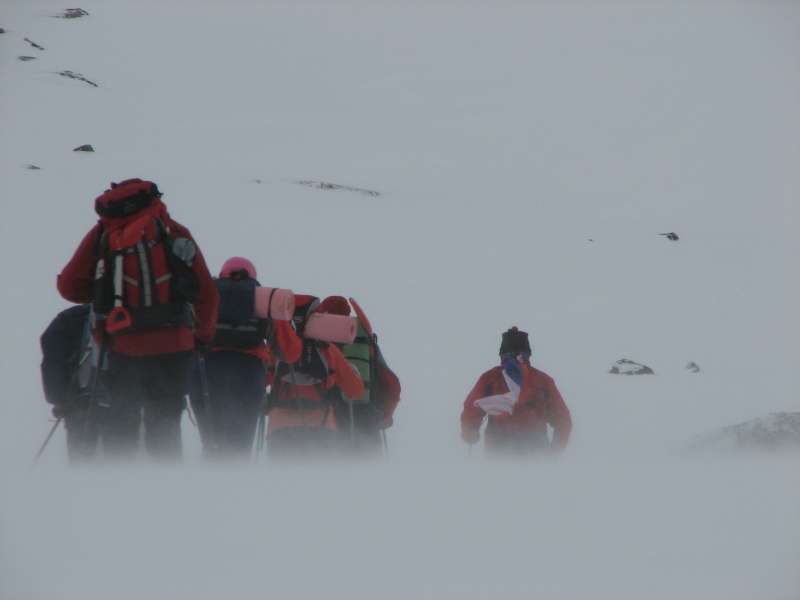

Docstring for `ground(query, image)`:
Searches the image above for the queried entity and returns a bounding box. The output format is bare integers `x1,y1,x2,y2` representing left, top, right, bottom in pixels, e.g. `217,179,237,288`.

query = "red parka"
461,362,572,451
57,196,219,356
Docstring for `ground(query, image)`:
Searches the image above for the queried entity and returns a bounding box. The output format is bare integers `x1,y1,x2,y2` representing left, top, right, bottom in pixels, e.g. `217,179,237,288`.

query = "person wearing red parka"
57,179,219,460
265,295,365,460
461,327,572,455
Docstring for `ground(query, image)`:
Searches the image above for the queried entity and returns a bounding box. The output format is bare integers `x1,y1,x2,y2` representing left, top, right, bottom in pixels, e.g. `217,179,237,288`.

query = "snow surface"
1,2,799,599
688,412,800,453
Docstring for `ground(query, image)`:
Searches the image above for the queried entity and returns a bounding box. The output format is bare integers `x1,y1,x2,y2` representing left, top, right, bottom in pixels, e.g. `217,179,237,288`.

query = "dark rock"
24,37,44,50
25,165,41,170
686,361,700,373
57,70,97,87
55,8,89,18
73,144,94,152
18,56,37,61
609,359,654,375
295,180,381,197
660,232,679,241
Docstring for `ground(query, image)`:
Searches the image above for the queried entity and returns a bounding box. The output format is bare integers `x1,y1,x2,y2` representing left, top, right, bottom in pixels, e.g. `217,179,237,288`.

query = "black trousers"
332,400,385,457
63,395,101,462
187,351,266,458
97,350,193,460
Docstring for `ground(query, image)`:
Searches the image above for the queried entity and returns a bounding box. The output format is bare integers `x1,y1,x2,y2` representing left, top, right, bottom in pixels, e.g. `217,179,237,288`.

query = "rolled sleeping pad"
254,287,295,321
303,313,358,344
342,321,371,403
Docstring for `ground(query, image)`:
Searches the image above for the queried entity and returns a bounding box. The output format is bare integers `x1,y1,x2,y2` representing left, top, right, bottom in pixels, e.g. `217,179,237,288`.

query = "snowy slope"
1,2,799,599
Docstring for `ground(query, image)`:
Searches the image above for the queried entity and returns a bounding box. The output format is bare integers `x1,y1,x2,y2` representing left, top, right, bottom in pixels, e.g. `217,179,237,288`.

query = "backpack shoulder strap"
93,223,107,255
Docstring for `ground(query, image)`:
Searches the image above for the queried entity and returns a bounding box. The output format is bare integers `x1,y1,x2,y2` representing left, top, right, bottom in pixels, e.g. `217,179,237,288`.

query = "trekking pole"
288,363,307,427
380,428,388,457
255,391,267,459
468,417,486,457
348,398,356,449
197,350,218,450
82,345,107,441
31,417,63,467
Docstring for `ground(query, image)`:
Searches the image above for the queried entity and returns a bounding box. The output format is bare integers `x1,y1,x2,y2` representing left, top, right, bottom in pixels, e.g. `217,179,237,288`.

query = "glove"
503,359,523,386
52,404,71,419
461,427,480,445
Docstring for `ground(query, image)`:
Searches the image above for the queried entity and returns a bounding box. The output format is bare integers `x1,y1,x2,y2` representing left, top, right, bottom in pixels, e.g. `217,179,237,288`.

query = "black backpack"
213,276,271,349
40,305,103,407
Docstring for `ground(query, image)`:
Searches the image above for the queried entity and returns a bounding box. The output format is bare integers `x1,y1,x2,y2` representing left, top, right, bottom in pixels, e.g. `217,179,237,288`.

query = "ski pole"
197,350,217,450
380,427,388,456
287,363,307,427
82,345,107,441
348,398,356,449
31,417,63,467
255,391,267,459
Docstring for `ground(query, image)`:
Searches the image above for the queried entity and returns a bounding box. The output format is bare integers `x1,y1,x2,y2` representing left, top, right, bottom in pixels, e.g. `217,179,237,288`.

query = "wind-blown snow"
1,2,799,599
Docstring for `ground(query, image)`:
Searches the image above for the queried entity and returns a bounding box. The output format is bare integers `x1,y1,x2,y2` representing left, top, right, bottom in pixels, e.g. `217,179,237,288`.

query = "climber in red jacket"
265,295,364,460
57,179,219,460
461,327,572,455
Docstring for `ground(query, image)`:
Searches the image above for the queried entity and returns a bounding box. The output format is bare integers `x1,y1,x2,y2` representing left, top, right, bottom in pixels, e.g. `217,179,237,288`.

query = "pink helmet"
219,257,257,279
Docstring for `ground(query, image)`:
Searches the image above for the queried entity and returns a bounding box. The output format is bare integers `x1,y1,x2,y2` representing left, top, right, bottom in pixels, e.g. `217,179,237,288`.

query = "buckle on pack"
106,306,133,333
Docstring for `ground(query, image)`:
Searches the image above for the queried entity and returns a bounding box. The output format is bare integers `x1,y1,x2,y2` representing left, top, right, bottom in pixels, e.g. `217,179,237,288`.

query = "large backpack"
341,319,374,404
269,340,334,410
40,304,105,407
268,295,334,410
92,212,199,335
213,276,270,349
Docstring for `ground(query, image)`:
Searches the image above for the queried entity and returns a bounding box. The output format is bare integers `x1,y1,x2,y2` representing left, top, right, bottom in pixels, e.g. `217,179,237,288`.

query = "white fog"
1,2,798,599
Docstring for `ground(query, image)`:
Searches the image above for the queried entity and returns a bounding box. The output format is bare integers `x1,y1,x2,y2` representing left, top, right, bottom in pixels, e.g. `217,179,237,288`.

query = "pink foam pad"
254,287,295,321
303,313,357,344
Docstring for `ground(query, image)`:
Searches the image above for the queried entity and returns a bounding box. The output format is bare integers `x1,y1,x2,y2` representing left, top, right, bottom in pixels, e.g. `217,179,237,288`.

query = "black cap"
499,326,531,355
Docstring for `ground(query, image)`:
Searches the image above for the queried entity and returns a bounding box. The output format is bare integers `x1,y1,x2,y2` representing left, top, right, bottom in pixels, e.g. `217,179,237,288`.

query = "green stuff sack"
342,320,373,404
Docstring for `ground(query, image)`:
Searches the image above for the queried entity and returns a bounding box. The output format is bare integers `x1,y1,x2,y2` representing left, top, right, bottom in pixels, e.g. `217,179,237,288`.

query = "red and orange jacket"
461,363,572,450
374,364,401,428
57,199,219,356
267,342,365,434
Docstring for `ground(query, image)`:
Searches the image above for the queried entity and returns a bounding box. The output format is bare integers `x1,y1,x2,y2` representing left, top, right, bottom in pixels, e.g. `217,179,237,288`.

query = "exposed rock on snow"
54,9,89,19
295,180,381,197
57,70,97,86
18,56,37,61
609,358,654,375
688,413,800,453
660,232,679,241
24,38,45,50
686,361,700,373
73,144,94,152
